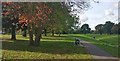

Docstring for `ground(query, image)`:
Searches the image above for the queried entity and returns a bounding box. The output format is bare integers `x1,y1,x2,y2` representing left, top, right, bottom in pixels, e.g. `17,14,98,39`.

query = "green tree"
102,21,114,34
111,24,118,34
2,16,11,34
2,1,91,46
118,22,120,34
80,24,91,34
46,2,86,36
95,24,103,35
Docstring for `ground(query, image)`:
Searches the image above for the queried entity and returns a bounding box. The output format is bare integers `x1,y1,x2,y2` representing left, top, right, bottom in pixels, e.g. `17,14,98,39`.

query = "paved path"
80,40,119,61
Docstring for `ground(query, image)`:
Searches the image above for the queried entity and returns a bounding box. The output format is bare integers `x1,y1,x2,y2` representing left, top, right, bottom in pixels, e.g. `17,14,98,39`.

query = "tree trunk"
34,33,41,46
34,26,42,46
11,25,16,40
29,29,34,46
44,29,47,36
58,31,61,37
23,29,27,37
52,30,54,36
99,31,101,35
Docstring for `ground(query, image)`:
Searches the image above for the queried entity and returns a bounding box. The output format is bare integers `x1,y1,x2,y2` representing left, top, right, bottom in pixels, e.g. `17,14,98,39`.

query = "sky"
79,0,119,30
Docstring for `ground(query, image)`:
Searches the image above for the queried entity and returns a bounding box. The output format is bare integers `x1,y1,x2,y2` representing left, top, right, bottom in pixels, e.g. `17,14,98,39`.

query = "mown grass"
70,34,119,57
1,34,91,59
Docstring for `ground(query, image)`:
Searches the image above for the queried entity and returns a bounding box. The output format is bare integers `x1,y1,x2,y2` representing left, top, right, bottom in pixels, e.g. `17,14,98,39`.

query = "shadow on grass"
2,39,87,54
42,35,74,41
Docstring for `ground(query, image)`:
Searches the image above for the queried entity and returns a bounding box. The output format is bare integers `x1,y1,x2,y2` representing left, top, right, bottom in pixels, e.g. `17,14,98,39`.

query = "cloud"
113,2,118,8
103,8,118,23
97,8,118,24
104,15,118,21
112,1,120,10
105,9,114,16
99,0,119,2
79,14,88,22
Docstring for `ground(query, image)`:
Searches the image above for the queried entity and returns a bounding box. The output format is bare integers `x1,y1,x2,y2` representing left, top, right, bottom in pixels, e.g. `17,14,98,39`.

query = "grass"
1,34,91,59
70,34,119,57
1,34,119,59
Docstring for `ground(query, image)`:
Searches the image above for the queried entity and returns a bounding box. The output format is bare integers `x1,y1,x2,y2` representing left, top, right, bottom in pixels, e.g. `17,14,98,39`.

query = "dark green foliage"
94,21,120,35
102,21,114,34
95,24,103,35
80,24,91,34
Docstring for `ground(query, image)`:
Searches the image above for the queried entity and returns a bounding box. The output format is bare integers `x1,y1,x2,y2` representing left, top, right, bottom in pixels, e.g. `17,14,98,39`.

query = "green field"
1,35,91,59
70,34,119,57
1,34,119,59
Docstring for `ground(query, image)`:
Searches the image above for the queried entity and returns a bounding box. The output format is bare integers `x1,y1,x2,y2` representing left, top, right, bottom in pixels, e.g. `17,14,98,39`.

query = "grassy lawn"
1,34,91,59
70,34,119,57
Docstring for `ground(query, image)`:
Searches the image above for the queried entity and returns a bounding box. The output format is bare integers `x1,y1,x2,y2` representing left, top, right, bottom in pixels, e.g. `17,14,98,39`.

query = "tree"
10,16,19,40
48,1,91,35
111,22,120,34
2,3,19,40
80,24,91,34
2,16,11,34
2,2,52,46
111,24,118,34
20,22,28,37
102,21,114,34
95,24,103,35
2,1,91,46
45,2,85,36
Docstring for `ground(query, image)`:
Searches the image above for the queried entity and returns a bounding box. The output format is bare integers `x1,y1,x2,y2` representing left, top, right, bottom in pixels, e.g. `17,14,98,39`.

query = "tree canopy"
2,1,91,46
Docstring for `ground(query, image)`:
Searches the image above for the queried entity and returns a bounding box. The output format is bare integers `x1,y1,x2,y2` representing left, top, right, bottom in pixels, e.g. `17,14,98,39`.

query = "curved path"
80,40,119,61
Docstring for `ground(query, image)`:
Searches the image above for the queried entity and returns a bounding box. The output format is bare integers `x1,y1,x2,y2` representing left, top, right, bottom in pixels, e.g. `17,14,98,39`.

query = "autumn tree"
2,2,52,46
2,1,91,46
2,2,19,40
2,16,11,34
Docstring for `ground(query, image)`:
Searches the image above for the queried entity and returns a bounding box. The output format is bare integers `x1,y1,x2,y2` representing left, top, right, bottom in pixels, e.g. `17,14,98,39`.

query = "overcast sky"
79,0,119,30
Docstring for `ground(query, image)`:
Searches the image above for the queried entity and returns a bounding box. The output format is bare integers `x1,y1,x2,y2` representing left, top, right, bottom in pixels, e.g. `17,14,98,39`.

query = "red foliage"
2,2,52,28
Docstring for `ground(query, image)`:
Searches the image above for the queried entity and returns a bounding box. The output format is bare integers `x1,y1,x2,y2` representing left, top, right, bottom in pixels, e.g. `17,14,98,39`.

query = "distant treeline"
74,21,120,35
2,21,120,35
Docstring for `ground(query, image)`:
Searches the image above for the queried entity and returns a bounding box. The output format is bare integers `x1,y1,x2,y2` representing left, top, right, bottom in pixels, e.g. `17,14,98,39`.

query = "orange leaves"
19,19,24,23
36,6,39,9
2,2,53,27
19,15,28,25
19,19,27,23
32,3,52,25
44,3,48,9
21,15,25,19
6,2,12,4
